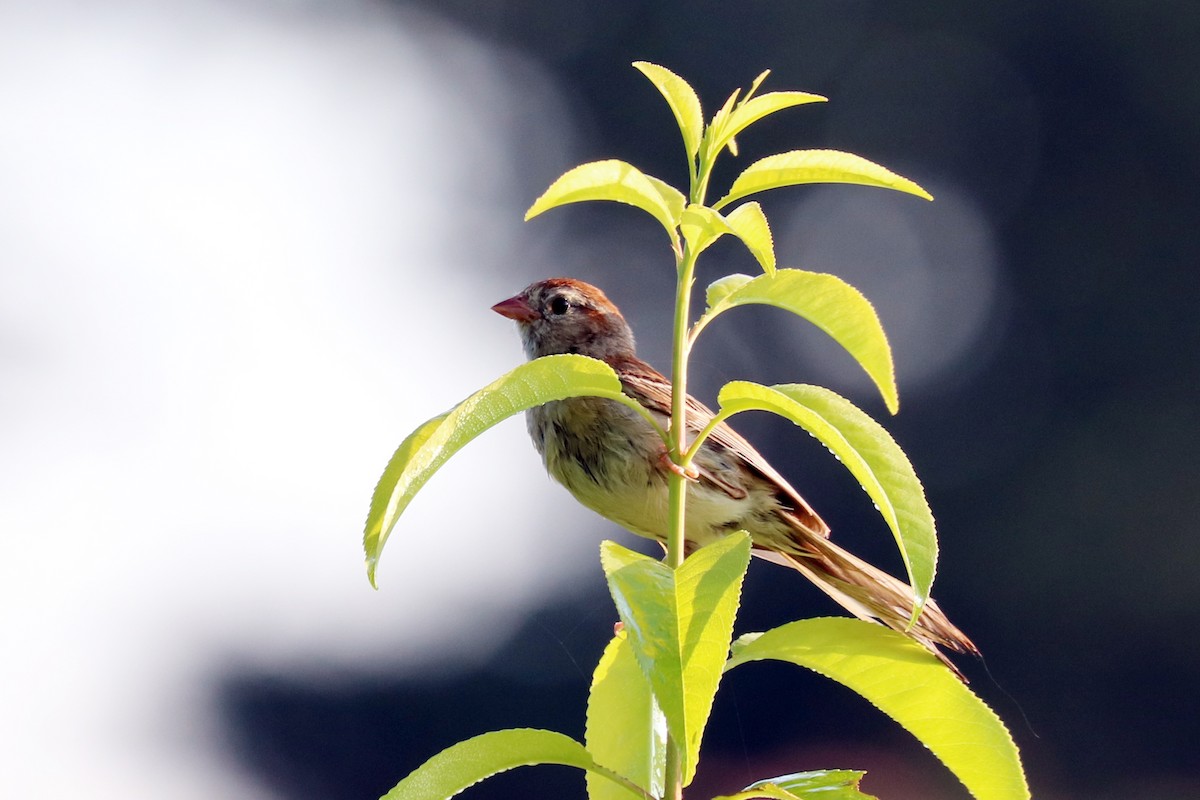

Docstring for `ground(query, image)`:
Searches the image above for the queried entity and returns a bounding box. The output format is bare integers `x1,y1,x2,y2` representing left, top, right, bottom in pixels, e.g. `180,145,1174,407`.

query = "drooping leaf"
715,382,935,615
633,61,705,163
644,173,687,227
379,728,648,800
600,533,752,786
586,633,667,800
680,204,735,258
693,269,897,414
525,159,681,244
727,619,1029,800
723,202,775,275
712,769,876,800
364,355,655,587
707,91,827,158
712,149,933,211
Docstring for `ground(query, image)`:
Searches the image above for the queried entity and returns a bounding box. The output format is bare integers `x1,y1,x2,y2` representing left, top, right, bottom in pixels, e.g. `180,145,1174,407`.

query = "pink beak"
491,294,539,323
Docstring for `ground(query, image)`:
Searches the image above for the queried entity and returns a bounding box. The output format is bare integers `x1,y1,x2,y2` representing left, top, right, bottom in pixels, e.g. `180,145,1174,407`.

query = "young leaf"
751,770,874,800
707,91,827,158
586,633,667,800
379,728,649,800
704,273,754,309
633,61,705,163
715,382,935,615
680,203,735,258
723,201,775,275
702,87,743,160
364,355,655,587
712,149,933,211
745,69,771,100
525,159,681,245
726,619,1030,800
600,533,752,786
693,269,897,414
712,769,875,800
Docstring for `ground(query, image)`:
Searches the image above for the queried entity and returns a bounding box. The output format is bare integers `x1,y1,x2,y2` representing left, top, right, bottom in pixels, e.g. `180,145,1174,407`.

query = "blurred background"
2,1,1197,798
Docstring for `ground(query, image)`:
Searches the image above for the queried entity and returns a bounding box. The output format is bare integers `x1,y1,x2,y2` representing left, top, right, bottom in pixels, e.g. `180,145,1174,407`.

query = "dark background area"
216,2,1200,799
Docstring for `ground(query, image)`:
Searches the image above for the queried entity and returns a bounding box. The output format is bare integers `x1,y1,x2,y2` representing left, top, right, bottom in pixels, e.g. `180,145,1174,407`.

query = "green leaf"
644,173,687,227
713,769,876,800
715,382,935,614
379,728,648,800
745,69,772,100
723,202,775,275
364,355,649,587
586,633,667,800
633,61,705,163
703,87,743,159
712,149,933,211
680,203,735,258
708,91,827,158
693,269,897,414
711,786,798,800
726,619,1029,800
704,273,754,309
525,159,681,244
600,533,752,786
755,770,874,800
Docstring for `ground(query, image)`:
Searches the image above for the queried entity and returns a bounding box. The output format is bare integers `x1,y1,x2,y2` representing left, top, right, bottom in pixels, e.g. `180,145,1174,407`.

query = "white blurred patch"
0,1,592,796
777,182,1005,396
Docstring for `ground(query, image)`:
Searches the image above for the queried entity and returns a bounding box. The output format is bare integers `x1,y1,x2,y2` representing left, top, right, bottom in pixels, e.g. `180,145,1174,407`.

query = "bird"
492,277,978,673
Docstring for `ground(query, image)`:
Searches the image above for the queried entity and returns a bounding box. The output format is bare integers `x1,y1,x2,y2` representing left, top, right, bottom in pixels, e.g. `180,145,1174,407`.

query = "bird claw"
658,451,699,481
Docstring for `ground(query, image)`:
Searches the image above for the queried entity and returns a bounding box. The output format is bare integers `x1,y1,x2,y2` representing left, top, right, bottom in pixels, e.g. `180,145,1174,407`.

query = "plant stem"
663,232,700,799
665,247,697,569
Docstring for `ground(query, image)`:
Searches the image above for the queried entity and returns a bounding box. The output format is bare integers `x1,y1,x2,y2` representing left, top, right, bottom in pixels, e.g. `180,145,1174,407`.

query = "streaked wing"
614,355,830,537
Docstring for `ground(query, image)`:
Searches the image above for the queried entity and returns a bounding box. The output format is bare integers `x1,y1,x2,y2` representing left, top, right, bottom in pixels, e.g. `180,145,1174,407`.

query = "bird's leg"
658,449,699,481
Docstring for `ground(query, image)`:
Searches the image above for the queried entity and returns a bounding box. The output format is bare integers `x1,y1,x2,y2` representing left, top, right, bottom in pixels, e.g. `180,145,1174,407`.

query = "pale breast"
526,397,794,549
527,397,670,539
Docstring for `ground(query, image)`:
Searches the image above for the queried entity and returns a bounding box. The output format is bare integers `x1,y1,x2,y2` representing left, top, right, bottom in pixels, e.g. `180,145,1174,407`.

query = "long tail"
755,535,979,680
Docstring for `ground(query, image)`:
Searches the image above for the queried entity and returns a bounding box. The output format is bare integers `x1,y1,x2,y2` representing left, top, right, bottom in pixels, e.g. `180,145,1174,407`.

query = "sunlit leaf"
712,149,933,210
704,273,754,309
745,69,771,100
693,269,897,413
379,728,648,800
727,619,1029,800
525,159,681,244
364,355,653,587
712,769,875,800
600,534,752,786
680,204,735,258
703,87,742,160
586,633,667,800
633,61,705,163
724,202,775,274
644,173,686,227
716,382,935,613
708,91,827,158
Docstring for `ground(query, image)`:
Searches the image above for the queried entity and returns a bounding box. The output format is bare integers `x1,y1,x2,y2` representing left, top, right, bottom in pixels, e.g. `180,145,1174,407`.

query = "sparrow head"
492,278,636,362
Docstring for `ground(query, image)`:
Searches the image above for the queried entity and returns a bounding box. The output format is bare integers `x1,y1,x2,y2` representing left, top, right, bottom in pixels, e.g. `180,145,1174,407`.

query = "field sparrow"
493,277,977,670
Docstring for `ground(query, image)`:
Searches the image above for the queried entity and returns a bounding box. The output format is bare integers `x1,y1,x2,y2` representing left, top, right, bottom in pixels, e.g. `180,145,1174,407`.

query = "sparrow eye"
548,295,570,316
